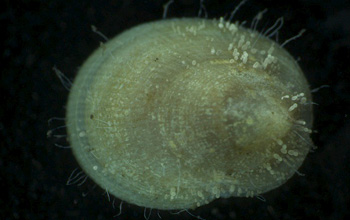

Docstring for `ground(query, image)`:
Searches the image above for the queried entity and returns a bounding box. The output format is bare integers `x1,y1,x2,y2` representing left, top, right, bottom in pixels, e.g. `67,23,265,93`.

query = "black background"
1,0,350,219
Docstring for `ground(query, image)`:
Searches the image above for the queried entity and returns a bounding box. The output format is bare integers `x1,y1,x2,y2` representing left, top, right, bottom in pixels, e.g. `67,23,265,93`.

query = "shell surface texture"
66,18,313,210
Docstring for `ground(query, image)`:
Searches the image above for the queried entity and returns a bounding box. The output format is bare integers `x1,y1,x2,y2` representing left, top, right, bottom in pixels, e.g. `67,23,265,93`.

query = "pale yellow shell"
66,18,313,210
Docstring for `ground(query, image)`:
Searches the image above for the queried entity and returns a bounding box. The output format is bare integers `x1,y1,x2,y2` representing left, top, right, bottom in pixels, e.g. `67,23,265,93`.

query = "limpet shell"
66,18,313,210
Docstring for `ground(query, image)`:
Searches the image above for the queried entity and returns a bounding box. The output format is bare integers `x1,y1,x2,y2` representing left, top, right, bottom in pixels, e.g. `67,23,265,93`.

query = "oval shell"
66,18,313,210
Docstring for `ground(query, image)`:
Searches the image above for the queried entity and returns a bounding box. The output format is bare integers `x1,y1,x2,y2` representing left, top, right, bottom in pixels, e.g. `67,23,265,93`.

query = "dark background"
1,0,350,219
